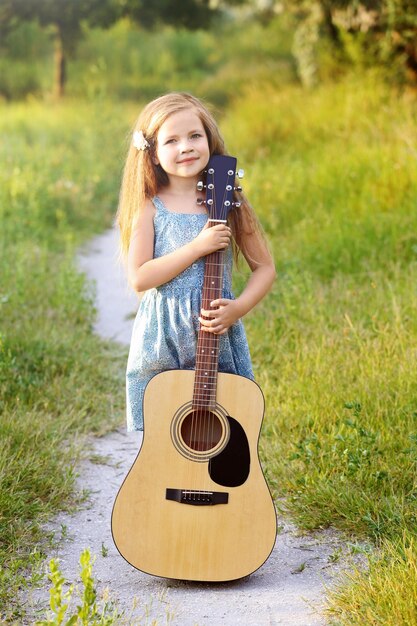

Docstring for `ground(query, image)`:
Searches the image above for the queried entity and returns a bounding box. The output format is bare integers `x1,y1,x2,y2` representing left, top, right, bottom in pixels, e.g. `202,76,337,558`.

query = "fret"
194,372,218,377
193,392,217,397
192,404,217,410
194,373,218,377
193,393,217,398
194,381,217,386
196,349,219,354
202,261,224,267
193,383,217,388
193,392,216,398
197,347,219,353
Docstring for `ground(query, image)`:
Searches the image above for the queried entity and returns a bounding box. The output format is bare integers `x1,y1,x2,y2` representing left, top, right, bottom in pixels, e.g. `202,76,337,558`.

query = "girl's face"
154,109,210,183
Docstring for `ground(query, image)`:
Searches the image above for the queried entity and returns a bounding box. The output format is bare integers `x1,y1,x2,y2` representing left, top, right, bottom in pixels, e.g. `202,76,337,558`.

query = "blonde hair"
116,92,263,264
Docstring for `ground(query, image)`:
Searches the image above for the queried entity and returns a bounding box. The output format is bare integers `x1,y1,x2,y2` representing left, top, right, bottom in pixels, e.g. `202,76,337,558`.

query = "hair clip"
133,130,150,151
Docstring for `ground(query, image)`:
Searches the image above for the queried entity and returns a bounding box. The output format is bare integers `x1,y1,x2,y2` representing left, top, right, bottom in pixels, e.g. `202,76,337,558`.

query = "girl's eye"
191,133,202,139
165,138,176,144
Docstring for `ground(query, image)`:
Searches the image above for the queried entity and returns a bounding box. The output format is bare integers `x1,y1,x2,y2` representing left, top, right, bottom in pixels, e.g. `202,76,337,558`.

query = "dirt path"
24,229,354,625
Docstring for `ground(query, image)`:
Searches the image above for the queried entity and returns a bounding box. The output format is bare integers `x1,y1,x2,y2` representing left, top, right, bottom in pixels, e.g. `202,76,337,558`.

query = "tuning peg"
197,181,205,191
197,198,206,206
237,169,244,179
234,185,242,192
232,201,241,208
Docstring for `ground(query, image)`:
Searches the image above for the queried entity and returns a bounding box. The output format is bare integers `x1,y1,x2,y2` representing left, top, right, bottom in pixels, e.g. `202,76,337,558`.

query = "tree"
0,0,219,97
284,0,417,82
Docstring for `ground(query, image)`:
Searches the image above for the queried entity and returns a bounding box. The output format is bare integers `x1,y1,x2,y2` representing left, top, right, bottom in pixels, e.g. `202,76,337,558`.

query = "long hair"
116,92,263,264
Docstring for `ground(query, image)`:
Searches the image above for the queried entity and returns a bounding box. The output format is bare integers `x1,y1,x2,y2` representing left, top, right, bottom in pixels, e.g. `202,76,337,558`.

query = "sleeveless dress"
126,196,254,431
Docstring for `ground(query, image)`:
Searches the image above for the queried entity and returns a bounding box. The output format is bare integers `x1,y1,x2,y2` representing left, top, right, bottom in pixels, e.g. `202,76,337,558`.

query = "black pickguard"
209,416,250,487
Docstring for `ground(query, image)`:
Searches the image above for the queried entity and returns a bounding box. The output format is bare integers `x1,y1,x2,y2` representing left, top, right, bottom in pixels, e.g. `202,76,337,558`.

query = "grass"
222,71,417,624
0,16,296,105
325,532,417,625
1,66,417,623
0,100,136,620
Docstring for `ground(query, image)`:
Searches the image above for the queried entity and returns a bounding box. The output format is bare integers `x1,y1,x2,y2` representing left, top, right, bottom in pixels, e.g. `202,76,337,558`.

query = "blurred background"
1,1,417,623
1,0,417,101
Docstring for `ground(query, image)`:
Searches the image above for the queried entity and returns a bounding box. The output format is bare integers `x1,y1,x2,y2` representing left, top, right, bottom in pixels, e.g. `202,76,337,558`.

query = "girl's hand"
199,299,242,335
191,223,232,258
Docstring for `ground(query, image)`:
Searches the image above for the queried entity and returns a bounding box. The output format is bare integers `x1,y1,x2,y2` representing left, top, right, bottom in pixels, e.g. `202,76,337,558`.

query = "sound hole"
180,410,223,452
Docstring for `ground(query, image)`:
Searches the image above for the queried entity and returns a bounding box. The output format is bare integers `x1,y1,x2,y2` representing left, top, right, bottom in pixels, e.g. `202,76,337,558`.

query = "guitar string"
195,168,217,496
200,169,215,478
200,169,217,499
205,170,221,498
192,166,214,502
208,170,230,487
188,161,235,505
206,187,221,475
200,169,230,499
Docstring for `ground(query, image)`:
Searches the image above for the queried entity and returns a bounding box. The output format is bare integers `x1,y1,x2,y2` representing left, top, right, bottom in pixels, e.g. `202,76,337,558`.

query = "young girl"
116,92,275,432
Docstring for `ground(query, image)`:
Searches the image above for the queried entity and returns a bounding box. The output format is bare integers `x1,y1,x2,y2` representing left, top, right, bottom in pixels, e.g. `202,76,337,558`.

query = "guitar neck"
192,248,225,410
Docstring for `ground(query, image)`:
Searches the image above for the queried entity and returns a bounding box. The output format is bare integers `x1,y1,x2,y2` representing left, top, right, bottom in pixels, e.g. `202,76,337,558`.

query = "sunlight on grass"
1,69,417,623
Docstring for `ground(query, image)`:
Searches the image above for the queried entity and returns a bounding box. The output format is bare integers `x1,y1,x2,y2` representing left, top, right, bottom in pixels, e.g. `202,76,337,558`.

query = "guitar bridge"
166,488,228,506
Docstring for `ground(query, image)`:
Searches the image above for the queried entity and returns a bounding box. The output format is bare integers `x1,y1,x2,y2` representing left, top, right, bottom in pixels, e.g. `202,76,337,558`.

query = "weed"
35,549,121,626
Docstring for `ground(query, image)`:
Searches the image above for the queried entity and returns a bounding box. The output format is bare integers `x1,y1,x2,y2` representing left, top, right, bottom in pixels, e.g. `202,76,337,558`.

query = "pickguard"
209,416,250,487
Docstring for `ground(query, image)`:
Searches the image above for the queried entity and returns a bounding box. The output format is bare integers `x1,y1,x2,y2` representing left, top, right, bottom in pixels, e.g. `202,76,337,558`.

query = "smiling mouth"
177,157,198,164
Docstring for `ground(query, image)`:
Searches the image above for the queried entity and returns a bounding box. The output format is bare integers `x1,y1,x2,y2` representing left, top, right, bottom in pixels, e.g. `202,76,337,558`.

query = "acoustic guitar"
111,155,277,581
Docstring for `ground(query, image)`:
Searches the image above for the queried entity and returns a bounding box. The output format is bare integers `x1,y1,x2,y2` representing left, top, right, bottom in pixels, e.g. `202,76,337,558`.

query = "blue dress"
126,196,254,431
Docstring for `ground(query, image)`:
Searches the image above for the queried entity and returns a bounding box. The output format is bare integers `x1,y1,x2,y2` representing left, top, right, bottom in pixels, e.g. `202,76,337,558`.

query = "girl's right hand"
191,222,232,257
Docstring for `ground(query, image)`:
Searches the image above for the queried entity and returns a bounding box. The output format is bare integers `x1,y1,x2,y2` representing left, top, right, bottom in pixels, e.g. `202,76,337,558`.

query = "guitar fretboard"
192,247,225,409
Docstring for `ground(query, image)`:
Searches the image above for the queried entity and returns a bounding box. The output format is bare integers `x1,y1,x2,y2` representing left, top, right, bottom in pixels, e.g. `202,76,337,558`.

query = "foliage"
0,16,296,102
1,0,417,100
0,0,218,47
326,532,417,625
36,549,121,625
220,70,417,623
286,0,417,84
0,100,130,620
0,0,116,52
70,18,295,104
0,0,222,96
1,65,417,623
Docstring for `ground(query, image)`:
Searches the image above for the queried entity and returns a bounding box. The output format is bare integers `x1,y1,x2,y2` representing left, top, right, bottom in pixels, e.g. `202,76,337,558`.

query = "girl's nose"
180,139,193,152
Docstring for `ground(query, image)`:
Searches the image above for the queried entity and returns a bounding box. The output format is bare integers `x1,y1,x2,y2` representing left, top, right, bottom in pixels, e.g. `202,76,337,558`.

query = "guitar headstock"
197,155,243,221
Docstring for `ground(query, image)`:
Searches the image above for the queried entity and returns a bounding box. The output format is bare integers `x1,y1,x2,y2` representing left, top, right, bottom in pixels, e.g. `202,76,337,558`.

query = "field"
0,100,132,619
1,64,417,623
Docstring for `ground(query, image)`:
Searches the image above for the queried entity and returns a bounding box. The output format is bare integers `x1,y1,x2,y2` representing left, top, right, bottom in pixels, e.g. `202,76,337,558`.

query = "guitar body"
111,369,277,581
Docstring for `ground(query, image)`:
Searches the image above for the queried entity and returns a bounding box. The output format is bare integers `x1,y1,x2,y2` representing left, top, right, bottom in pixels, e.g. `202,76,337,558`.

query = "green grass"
0,100,136,620
222,71,417,624
1,68,417,624
325,532,417,625
0,16,296,105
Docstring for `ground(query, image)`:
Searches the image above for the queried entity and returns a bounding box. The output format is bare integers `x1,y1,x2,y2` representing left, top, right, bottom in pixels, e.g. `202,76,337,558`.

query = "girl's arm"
127,200,232,292
199,218,276,335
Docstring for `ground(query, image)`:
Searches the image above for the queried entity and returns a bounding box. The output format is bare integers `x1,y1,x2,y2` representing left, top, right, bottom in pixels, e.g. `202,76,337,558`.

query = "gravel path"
24,229,355,625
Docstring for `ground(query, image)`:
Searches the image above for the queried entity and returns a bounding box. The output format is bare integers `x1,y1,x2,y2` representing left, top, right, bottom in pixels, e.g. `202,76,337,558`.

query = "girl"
116,92,275,432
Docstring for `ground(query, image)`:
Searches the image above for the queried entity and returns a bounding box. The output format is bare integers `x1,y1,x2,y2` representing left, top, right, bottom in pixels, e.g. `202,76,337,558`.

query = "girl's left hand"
199,299,242,335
